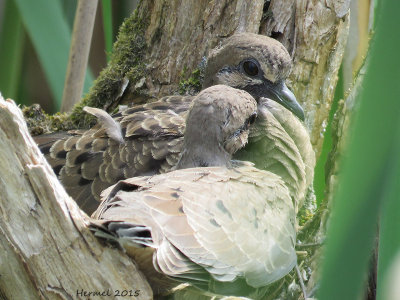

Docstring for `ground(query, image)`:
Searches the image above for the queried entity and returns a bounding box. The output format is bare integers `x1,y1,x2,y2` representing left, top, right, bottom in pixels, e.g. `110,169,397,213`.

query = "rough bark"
141,0,265,98
260,0,350,158
0,96,152,300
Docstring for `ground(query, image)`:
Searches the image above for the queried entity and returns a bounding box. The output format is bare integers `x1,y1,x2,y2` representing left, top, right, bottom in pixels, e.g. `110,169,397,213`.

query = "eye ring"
242,60,259,77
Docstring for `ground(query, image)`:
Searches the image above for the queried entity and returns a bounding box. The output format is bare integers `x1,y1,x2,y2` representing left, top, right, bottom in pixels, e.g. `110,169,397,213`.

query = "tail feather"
89,220,154,248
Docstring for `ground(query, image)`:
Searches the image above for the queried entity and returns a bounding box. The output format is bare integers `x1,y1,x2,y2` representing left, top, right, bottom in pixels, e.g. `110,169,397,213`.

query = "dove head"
177,85,257,169
203,33,304,121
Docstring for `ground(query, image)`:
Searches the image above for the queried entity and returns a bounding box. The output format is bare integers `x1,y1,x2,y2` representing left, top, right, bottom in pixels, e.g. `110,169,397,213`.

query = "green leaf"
13,0,93,111
313,68,343,206
0,0,25,101
318,1,400,299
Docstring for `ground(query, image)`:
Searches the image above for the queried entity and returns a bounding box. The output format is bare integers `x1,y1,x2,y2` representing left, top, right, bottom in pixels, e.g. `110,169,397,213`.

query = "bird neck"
176,140,232,169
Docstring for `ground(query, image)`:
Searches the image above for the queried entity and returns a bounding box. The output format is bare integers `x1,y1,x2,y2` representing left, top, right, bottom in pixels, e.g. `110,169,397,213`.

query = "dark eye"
249,113,257,125
242,112,257,131
243,60,259,76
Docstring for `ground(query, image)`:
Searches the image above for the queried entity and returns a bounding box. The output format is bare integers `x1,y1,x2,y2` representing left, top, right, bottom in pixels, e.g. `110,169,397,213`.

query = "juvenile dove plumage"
36,33,314,214
90,85,296,298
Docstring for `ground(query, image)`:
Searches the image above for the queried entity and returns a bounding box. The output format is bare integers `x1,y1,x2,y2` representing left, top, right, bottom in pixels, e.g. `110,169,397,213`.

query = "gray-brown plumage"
36,33,313,214
90,86,296,298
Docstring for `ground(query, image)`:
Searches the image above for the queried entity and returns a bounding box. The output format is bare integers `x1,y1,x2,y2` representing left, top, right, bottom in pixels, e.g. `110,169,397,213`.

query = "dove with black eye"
242,59,260,77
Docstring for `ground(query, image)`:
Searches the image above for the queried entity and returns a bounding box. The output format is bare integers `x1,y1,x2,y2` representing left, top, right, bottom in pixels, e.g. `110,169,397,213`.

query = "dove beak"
258,80,305,121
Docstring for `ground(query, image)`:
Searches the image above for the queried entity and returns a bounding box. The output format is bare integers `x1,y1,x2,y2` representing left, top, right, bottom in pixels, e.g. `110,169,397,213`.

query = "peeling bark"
259,0,349,157
0,96,152,300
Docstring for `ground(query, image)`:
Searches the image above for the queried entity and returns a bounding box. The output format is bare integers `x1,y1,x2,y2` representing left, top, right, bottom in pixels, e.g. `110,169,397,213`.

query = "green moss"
70,7,148,128
48,112,74,131
178,67,204,96
23,104,74,135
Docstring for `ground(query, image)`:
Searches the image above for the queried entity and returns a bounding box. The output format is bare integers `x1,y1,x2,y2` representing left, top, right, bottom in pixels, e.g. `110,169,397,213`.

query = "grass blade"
0,0,25,101
318,1,400,299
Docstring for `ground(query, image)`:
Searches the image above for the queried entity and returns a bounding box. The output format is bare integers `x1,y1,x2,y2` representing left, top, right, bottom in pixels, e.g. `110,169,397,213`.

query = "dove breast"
92,163,296,296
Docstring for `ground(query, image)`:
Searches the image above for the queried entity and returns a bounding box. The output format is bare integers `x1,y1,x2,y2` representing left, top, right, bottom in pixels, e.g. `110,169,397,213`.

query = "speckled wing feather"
91,164,296,297
37,95,314,214
37,95,192,213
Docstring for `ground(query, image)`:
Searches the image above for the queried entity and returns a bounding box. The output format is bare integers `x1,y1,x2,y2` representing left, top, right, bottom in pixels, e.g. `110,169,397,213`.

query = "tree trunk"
4,0,351,299
0,96,152,299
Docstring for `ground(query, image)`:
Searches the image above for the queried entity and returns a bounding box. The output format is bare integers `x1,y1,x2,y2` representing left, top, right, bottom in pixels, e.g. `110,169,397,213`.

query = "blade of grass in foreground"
313,67,343,206
318,1,400,299
0,0,25,101
376,129,400,300
13,0,93,111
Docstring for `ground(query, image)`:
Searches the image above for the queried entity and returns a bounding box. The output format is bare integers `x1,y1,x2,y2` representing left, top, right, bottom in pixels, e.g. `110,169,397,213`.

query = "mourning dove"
36,33,313,214
90,86,296,298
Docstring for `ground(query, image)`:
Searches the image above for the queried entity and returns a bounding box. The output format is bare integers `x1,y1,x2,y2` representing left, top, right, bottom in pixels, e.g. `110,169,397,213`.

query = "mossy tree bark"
3,0,351,299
